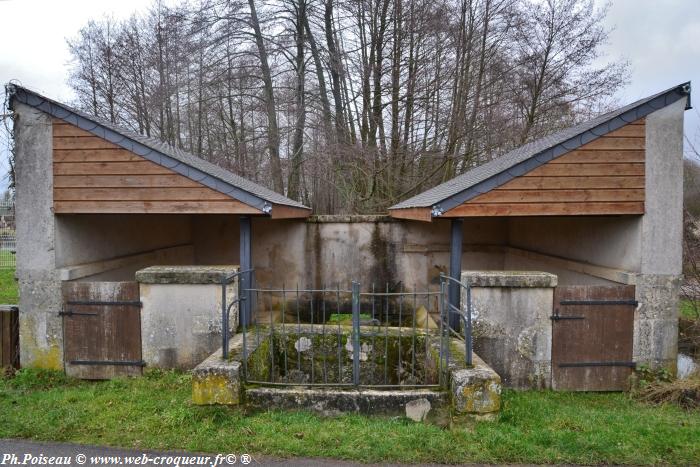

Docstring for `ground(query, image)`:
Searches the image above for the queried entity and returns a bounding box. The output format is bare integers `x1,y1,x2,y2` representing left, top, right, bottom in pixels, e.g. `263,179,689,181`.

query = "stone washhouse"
7,82,691,422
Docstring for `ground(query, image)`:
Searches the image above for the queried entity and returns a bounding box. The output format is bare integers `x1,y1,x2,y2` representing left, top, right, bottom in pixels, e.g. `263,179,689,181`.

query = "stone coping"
135,265,240,284
461,270,557,288
306,214,394,223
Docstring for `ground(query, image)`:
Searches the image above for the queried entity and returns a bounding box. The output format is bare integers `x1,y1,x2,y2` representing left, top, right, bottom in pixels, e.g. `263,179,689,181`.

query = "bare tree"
66,0,628,213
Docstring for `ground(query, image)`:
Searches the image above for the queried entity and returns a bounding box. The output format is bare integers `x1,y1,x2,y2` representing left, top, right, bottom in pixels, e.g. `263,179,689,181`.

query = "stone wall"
14,103,63,370
633,98,686,373
136,266,238,369
191,215,508,291
462,271,557,389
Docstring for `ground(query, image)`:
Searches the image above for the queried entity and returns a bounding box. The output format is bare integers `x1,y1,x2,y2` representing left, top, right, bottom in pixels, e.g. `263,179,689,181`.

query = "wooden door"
62,281,143,379
1,306,19,370
552,285,636,391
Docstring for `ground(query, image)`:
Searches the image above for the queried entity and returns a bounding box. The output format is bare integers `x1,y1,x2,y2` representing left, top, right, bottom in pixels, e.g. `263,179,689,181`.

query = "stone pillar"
462,270,557,389
635,97,687,372
14,103,63,369
136,265,239,369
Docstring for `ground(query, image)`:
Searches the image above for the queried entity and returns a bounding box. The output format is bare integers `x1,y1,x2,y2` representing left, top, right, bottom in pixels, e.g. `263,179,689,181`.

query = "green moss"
243,330,440,386
680,299,700,319
327,313,371,324
192,374,239,405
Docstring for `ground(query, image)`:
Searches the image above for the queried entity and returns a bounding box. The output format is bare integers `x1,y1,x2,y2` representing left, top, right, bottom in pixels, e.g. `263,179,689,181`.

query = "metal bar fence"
221,268,255,360
439,273,473,367
233,279,475,389
0,201,15,270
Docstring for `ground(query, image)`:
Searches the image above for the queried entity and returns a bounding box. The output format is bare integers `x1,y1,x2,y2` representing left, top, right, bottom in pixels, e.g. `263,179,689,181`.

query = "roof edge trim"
431,83,690,216
8,85,273,213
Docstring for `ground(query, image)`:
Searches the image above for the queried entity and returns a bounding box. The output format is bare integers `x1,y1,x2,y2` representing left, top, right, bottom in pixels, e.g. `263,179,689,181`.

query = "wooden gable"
52,119,263,214
442,119,646,217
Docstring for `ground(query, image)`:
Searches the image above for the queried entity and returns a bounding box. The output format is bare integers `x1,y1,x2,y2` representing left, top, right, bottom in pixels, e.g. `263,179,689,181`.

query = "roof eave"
7,84,303,214
416,82,691,217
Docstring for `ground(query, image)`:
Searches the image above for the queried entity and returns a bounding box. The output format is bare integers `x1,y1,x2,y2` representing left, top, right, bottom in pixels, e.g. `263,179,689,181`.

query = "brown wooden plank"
552,285,635,391
525,163,644,177
54,149,143,163
603,124,646,138
54,187,232,201
580,137,645,151
388,207,433,222
53,124,100,137
443,201,644,217
62,281,143,379
54,175,204,188
550,150,645,164
503,176,645,190
269,204,313,219
53,136,121,150
471,189,644,204
54,200,263,214
54,161,174,176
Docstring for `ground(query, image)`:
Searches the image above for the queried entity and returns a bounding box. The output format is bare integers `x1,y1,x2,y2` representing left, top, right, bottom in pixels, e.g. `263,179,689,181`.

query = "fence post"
449,218,463,330
221,279,228,360
466,283,472,367
351,281,360,387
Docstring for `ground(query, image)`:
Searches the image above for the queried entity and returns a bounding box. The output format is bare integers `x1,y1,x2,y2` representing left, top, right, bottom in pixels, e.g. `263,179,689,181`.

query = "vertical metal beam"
221,281,228,359
240,216,252,327
449,218,463,330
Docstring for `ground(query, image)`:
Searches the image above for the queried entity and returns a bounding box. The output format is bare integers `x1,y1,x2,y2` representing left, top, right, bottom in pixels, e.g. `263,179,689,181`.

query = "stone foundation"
192,331,502,427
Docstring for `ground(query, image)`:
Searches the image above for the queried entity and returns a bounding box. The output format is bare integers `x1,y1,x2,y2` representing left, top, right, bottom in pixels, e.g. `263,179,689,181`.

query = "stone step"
245,386,450,424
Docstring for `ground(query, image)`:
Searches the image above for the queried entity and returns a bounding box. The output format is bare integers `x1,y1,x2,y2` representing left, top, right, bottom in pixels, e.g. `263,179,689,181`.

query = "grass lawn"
0,266,18,304
1,370,699,464
681,299,700,319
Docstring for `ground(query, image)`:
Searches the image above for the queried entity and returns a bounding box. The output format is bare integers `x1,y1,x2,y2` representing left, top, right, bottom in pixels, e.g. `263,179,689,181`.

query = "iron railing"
229,277,473,388
221,268,255,360
439,273,473,367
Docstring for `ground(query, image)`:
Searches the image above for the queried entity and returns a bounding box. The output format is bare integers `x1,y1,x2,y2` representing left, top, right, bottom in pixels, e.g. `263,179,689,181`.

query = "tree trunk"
248,0,285,193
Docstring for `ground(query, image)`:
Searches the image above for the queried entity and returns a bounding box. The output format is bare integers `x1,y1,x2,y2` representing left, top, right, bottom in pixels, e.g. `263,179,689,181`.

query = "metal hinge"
550,308,584,321
69,360,146,367
550,314,585,321
66,300,143,307
58,310,98,317
558,361,636,368
559,299,638,306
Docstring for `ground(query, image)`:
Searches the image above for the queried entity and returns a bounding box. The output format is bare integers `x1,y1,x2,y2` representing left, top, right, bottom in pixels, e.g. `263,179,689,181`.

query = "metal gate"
62,281,143,379
222,271,472,388
552,285,636,391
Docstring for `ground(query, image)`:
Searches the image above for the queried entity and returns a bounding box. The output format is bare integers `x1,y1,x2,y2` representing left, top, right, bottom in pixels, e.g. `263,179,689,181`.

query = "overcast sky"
1,0,699,192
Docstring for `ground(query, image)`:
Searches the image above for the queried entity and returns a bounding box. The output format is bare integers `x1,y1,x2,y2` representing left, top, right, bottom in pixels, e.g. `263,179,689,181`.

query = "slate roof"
7,84,310,214
390,82,691,215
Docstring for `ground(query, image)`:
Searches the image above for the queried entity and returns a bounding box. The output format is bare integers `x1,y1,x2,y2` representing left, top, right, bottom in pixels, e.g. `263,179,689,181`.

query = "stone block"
462,270,557,288
138,266,239,369
450,354,501,419
136,265,239,284
463,271,554,389
192,352,241,405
